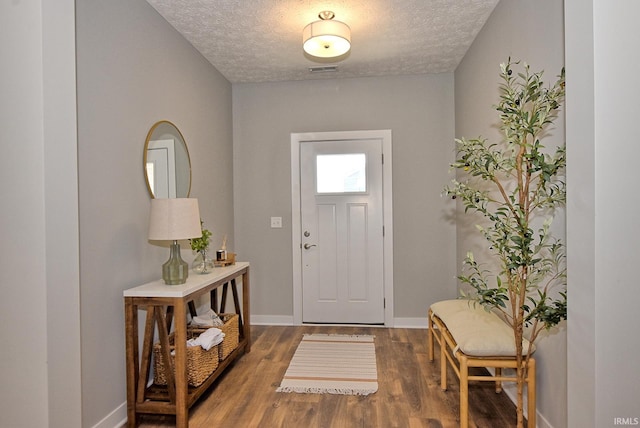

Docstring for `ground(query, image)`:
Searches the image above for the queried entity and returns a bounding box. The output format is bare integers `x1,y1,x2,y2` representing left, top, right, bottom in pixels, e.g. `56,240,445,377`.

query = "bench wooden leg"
440,335,448,391
495,367,503,393
428,310,434,361
460,354,469,428
527,358,537,428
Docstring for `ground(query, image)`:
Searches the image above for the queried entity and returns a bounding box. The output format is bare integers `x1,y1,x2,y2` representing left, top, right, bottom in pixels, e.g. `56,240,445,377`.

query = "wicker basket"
218,313,239,361
153,328,219,387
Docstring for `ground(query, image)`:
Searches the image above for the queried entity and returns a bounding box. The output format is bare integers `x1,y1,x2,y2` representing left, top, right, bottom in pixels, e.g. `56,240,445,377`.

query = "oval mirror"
143,120,192,198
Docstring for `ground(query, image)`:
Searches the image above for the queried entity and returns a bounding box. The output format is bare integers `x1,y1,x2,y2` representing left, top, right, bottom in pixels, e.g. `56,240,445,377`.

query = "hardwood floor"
137,325,519,427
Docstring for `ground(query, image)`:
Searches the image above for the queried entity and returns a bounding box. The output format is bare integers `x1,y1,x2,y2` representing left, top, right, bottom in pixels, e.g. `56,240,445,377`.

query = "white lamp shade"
148,198,202,241
303,19,351,58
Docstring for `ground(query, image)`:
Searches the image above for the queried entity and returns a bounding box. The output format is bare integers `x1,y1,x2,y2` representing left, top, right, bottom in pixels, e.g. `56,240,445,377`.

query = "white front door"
299,139,385,324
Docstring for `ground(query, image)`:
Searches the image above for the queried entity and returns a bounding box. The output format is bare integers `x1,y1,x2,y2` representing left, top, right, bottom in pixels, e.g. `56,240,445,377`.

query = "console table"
124,262,250,427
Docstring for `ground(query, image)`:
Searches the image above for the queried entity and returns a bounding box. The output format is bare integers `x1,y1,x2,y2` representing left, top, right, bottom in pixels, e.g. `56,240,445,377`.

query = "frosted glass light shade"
148,198,201,241
303,19,351,58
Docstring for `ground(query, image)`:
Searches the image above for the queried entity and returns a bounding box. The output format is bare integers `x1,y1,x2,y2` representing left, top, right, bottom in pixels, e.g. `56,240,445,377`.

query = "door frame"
291,130,394,326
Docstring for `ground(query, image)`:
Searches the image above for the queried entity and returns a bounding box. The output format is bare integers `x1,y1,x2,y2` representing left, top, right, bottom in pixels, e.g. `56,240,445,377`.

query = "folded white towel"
186,328,225,351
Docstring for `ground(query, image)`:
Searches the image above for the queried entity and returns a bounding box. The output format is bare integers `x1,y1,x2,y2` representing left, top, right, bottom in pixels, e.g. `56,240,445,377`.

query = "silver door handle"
303,243,317,250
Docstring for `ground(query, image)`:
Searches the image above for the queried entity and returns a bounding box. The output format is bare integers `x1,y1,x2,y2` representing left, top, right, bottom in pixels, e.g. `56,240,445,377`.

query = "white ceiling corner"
145,0,500,83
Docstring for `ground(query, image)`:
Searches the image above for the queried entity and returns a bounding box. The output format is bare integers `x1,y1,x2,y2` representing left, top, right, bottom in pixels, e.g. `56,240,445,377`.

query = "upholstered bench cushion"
430,299,535,357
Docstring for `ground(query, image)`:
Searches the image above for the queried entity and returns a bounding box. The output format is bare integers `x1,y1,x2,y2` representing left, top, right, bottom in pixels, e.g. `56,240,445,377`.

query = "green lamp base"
162,241,189,285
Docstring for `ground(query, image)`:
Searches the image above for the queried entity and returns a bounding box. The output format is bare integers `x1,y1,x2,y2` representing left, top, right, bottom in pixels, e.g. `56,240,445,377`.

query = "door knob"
303,243,317,250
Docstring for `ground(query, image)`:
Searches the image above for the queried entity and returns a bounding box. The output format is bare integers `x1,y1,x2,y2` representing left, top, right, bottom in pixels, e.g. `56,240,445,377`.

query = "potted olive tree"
445,59,567,428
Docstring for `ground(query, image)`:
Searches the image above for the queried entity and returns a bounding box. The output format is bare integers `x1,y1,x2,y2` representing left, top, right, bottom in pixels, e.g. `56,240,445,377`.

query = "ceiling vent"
309,66,338,73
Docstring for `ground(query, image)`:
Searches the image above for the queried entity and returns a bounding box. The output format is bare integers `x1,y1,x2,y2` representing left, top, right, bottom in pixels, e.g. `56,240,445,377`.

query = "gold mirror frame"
143,120,192,198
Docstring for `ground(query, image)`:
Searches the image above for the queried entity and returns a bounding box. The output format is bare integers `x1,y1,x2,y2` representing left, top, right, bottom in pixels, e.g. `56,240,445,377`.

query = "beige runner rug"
276,334,378,395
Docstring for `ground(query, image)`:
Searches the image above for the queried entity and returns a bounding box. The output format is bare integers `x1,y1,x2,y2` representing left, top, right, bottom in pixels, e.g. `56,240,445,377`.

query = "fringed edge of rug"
275,386,378,396
301,333,375,339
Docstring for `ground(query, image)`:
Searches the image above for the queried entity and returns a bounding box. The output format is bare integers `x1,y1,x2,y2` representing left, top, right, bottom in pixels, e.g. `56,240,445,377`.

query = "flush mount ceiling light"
302,11,351,58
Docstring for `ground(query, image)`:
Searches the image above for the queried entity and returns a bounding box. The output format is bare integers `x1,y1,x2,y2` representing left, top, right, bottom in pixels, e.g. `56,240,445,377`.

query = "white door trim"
291,130,394,326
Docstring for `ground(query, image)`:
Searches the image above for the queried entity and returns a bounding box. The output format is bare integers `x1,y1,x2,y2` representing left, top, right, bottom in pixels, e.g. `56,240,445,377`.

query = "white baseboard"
486,368,554,428
536,410,554,428
91,400,127,428
393,317,428,328
251,315,428,328
503,384,553,428
251,314,295,325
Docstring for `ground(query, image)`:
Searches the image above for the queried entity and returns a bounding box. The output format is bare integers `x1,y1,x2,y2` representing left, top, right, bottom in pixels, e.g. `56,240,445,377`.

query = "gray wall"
75,0,233,426
565,1,596,425
454,1,566,427
7,1,639,426
1,1,81,427
232,74,457,321
566,0,640,426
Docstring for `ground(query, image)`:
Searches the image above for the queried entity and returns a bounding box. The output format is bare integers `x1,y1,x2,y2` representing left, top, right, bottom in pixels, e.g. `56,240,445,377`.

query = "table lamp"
148,198,202,285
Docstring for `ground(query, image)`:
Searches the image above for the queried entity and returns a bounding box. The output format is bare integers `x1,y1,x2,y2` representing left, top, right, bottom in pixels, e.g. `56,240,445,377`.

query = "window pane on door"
316,154,366,193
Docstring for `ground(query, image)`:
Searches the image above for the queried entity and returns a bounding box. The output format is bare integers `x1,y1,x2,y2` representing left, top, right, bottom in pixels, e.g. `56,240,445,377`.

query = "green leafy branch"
190,221,212,253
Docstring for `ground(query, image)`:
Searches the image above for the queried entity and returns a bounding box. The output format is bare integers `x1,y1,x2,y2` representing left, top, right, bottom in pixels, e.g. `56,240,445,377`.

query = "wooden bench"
428,300,536,428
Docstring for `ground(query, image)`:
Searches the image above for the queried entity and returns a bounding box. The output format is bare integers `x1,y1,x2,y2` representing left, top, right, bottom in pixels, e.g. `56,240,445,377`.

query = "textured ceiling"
145,0,499,83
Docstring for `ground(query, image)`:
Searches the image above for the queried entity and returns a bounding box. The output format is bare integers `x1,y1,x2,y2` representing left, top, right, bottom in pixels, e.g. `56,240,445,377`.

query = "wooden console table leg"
230,279,244,340
136,310,156,403
124,298,139,428
242,269,251,351
219,282,229,312
188,301,198,319
155,307,176,403
165,306,174,332
173,300,189,428
211,289,219,312
167,302,197,332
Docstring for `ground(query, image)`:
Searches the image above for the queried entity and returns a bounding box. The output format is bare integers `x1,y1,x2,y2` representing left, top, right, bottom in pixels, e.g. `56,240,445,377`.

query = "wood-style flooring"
137,325,519,427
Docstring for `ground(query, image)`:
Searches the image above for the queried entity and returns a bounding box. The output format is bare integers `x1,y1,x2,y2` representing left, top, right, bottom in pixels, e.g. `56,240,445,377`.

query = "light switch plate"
270,216,283,228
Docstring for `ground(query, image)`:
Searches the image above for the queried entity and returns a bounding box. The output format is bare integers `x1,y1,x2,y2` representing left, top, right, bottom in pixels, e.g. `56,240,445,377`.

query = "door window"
316,153,366,193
